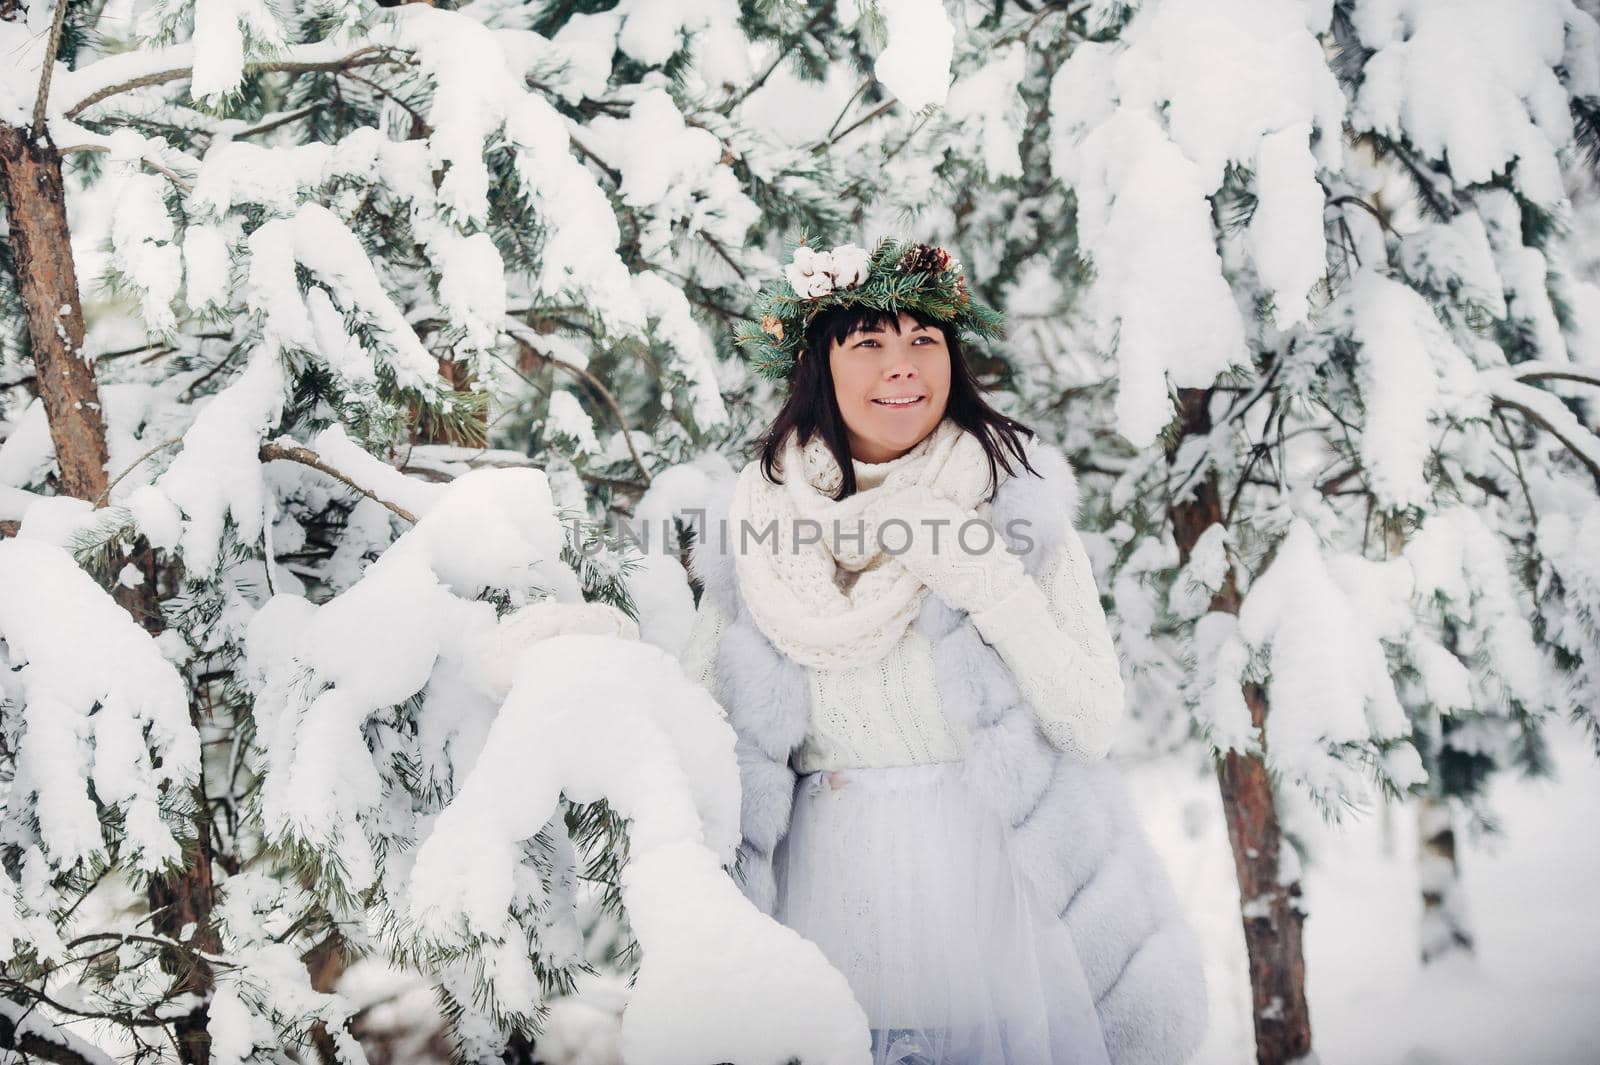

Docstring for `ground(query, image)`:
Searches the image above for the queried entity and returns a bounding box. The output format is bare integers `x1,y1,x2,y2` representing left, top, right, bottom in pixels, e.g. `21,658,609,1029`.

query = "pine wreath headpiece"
732,234,1006,382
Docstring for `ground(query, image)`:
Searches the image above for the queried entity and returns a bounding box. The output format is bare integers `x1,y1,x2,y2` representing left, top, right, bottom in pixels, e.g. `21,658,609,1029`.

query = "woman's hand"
870,485,1028,615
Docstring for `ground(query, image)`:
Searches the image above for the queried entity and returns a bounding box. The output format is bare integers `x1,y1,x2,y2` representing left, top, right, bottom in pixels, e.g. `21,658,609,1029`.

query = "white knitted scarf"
727,416,993,671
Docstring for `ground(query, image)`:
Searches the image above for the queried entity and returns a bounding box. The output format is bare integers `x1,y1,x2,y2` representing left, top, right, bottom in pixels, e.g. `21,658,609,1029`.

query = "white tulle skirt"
772,761,1112,1065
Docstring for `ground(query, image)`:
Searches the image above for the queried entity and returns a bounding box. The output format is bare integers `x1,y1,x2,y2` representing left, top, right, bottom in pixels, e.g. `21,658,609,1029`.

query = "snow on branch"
1406,506,1553,716
259,424,442,525
0,537,200,874
238,463,870,1061
262,434,425,527
0,997,117,1065
1484,373,1600,481
405,636,871,1065
246,203,442,394
1235,520,1426,814
124,345,286,577
1497,359,1600,390
242,466,582,899
55,42,395,121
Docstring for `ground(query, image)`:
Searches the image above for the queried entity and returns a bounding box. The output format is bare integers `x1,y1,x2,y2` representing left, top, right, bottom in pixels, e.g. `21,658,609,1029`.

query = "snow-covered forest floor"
1136,713,1600,1065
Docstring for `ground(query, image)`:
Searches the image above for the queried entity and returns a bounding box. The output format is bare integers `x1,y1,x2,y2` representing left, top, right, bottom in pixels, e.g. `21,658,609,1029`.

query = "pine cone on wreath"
899,243,953,276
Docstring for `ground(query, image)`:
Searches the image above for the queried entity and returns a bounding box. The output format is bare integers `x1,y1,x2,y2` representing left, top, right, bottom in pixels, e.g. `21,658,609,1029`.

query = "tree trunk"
303,931,349,1065
1418,795,1474,963
1167,388,1314,1065
0,122,109,501
2,115,219,1065
145,839,221,1065
114,545,220,1065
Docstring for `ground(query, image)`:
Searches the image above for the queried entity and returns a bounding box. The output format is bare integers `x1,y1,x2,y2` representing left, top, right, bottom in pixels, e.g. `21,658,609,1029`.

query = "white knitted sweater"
681,448,1128,772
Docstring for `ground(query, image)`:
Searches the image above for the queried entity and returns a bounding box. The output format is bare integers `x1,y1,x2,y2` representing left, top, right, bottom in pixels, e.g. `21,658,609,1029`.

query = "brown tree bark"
1167,387,1314,1065
302,931,349,1065
114,544,221,1065
145,839,222,1065
0,122,110,501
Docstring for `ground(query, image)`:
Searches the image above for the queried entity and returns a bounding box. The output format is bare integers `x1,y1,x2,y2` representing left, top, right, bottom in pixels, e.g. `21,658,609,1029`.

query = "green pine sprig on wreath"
733,234,1006,382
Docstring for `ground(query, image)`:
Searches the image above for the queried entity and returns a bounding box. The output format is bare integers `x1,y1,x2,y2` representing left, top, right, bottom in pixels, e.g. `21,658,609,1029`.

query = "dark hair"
754,305,1040,501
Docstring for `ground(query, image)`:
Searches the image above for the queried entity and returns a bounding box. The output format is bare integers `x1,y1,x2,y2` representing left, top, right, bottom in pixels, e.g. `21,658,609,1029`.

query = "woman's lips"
871,396,926,408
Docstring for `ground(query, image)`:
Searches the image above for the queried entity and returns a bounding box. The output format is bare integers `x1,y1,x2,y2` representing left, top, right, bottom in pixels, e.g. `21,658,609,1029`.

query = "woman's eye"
855,336,934,348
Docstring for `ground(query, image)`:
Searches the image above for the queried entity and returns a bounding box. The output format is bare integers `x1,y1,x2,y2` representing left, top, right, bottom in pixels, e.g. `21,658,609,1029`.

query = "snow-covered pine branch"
240,465,869,1062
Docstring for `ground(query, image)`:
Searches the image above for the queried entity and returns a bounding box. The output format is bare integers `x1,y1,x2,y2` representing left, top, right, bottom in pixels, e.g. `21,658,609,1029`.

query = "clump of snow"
0,398,58,490
612,0,745,70
622,451,734,657
184,0,288,103
1349,0,1594,210
1248,123,1326,329
582,84,760,267
546,391,602,456
202,875,365,1065
437,231,508,354
243,467,578,899
0,537,199,872
406,633,872,1065
1397,213,1507,320
246,203,440,394
1405,506,1551,714
1335,268,1482,511
631,271,728,430
1048,0,1349,441
182,223,232,313
104,132,183,336
944,42,1028,181
1189,611,1259,757
1049,104,1247,446
388,4,647,336
1170,521,1232,621
124,343,287,576
537,973,628,1065
1236,519,1425,811
864,0,954,112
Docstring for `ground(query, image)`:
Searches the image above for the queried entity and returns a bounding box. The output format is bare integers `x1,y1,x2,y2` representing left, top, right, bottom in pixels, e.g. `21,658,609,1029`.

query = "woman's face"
827,311,952,463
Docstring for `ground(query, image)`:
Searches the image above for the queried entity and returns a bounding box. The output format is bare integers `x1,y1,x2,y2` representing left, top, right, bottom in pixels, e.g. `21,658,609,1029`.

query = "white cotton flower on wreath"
829,243,871,288
785,246,835,298
785,243,872,300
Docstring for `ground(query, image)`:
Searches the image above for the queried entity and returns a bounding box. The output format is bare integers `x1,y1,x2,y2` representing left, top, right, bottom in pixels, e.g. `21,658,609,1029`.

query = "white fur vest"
688,435,1208,1065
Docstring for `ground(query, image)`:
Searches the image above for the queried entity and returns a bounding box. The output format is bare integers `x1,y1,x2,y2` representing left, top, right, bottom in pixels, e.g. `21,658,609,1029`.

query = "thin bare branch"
815,97,897,152
504,319,653,487
31,0,71,135
259,441,418,523
1492,394,1600,483
97,435,183,507
228,103,323,140
63,45,393,120
57,142,194,192
1509,365,1600,388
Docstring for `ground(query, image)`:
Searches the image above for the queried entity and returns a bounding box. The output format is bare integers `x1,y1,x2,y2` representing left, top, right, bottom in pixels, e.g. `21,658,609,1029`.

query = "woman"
681,239,1207,1065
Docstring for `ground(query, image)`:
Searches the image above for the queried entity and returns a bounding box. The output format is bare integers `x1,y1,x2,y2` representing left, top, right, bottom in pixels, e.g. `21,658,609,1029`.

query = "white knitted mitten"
870,484,1028,615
